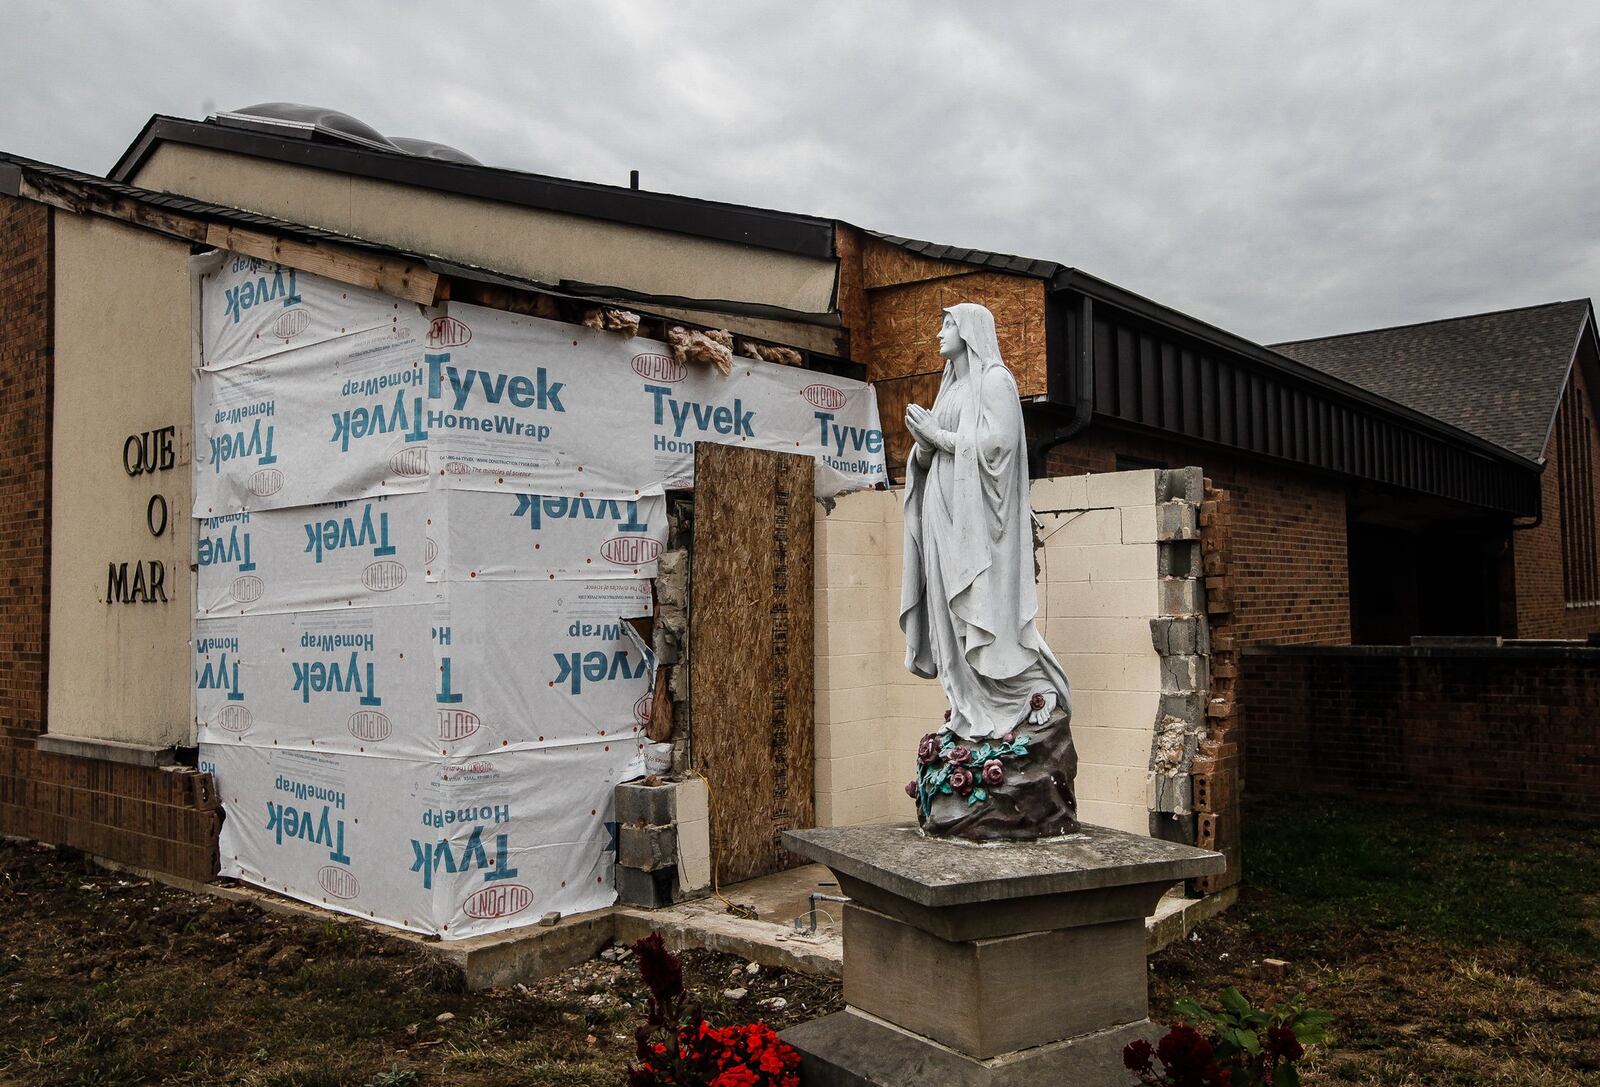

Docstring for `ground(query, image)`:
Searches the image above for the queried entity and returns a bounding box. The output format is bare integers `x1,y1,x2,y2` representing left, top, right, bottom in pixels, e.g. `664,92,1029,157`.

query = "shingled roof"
1271,300,1594,462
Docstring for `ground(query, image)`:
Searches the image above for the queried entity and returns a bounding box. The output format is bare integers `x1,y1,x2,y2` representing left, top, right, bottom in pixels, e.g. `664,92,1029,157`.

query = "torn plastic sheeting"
428,302,886,498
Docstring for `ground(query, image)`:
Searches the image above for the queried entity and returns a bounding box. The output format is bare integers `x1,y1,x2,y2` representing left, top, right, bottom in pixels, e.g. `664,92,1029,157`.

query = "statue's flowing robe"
899,348,1071,741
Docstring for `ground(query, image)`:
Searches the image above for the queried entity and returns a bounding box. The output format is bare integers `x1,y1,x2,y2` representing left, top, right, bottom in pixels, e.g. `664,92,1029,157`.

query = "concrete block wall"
813,469,1200,836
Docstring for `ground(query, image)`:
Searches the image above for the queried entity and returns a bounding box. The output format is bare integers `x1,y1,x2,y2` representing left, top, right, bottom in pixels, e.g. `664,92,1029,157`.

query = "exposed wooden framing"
204,224,439,306
17,171,441,307
18,175,207,243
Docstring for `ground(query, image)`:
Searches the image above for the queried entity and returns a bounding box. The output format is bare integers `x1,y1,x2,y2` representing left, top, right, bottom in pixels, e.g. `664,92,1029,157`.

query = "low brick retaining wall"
1242,644,1600,816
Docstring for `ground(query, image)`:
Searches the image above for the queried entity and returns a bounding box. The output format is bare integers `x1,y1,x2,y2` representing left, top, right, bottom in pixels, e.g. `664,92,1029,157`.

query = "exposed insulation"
736,338,805,368
866,271,1048,394
689,445,815,884
668,325,735,376
581,306,642,336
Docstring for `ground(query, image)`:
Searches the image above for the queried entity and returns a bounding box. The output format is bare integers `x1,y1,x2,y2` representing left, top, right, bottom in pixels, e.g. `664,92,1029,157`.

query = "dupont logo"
231,575,265,603
631,352,686,383
427,316,472,348
634,692,651,725
248,468,284,497
363,560,408,592
389,447,429,477
601,536,663,566
217,704,253,733
463,883,533,920
803,384,847,410
273,308,310,341
444,460,472,476
440,708,480,742
318,865,361,900
424,537,439,564
348,710,392,742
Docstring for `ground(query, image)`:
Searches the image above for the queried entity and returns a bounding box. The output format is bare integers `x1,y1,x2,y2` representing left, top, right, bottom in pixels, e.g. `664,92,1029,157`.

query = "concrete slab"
85,847,1230,990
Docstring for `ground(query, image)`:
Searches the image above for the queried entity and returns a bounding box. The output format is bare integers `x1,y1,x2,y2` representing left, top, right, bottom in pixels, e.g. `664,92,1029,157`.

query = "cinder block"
1160,691,1205,724
816,684,882,726
1083,542,1159,582
1158,540,1201,578
1158,467,1205,504
620,824,678,871
1120,505,1158,544
1076,798,1150,836
1030,474,1089,511
1160,654,1209,694
1058,653,1121,691
817,549,886,590
816,716,884,760
816,652,881,693
615,781,674,825
816,618,885,658
1070,724,1156,769
1044,507,1122,547
1095,690,1160,731
1086,469,1158,510
1160,578,1201,616
1117,652,1164,692
1149,616,1202,656
675,816,711,893
616,864,676,909
816,751,896,796
824,489,892,523
1155,500,1199,541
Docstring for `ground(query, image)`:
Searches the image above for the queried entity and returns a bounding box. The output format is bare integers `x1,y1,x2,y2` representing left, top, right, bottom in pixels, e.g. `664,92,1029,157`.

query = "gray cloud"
5,0,1598,344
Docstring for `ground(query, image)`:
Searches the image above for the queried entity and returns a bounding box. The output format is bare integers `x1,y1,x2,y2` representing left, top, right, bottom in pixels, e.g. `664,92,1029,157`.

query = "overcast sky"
5,0,1598,344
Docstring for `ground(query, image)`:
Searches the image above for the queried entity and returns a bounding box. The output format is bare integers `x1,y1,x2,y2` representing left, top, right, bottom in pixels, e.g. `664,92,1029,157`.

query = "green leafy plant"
1124,988,1331,1087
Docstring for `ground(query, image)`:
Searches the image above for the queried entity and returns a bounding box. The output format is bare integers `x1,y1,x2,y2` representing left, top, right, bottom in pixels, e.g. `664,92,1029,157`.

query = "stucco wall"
132,144,840,351
48,214,193,746
812,470,1172,835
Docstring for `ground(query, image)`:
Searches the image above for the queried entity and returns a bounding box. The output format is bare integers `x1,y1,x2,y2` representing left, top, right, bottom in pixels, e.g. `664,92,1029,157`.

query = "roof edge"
110,114,839,261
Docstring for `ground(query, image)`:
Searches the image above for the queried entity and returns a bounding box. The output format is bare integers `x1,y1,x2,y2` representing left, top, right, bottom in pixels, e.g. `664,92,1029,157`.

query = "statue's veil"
937,302,1008,422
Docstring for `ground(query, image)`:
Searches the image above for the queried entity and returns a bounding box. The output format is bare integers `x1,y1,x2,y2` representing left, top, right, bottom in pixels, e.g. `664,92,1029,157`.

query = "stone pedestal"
780,822,1224,1086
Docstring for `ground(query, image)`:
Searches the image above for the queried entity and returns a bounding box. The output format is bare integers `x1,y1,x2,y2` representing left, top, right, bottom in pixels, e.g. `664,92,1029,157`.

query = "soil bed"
2,796,1596,1085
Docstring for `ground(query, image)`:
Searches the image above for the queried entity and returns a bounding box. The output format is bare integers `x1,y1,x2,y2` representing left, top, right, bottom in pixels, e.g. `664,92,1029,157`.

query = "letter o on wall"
146,494,169,538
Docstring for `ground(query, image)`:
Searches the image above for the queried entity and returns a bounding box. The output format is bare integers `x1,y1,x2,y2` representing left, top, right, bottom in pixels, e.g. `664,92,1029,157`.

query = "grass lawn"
0,795,1595,1085
1152,797,1600,1085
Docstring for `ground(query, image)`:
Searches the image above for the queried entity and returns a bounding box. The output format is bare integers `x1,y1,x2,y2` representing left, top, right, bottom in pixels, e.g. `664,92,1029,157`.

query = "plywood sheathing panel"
689,445,816,884
874,371,946,473
862,237,975,289
866,272,1048,395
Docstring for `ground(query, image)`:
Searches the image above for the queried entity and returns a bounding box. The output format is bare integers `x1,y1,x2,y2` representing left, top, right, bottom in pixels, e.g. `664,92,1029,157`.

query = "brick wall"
1242,645,1600,816
1512,366,1600,639
0,194,52,749
1041,426,1352,647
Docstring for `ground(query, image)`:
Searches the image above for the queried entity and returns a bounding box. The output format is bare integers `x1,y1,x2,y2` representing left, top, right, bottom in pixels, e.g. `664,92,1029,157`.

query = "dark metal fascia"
109,116,838,260
1051,266,1543,473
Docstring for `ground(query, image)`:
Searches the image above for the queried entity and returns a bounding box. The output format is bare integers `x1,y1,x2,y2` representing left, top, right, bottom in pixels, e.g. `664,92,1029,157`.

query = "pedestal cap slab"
782,822,1223,910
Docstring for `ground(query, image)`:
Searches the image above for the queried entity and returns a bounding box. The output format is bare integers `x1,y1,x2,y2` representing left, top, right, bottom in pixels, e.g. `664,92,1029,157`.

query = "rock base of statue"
780,823,1226,1086
913,711,1078,841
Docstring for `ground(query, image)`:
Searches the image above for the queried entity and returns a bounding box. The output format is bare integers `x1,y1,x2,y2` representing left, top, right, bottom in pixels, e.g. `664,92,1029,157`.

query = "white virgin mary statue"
899,303,1071,742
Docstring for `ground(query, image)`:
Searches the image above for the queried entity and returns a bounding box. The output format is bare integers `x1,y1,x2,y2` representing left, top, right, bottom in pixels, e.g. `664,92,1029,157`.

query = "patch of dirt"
0,841,841,1086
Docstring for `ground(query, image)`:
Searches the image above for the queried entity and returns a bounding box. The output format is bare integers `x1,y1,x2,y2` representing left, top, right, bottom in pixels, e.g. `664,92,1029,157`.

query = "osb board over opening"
874,371,945,473
689,445,816,884
867,270,1047,390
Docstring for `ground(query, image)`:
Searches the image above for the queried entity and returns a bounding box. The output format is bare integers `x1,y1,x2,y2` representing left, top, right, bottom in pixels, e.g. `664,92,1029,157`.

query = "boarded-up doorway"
689,444,815,884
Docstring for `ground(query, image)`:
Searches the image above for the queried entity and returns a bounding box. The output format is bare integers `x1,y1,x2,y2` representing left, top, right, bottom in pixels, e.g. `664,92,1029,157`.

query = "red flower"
980,759,1005,787
904,780,918,798
1029,692,1046,711
949,767,974,795
945,745,972,765
916,735,939,765
1123,1037,1154,1073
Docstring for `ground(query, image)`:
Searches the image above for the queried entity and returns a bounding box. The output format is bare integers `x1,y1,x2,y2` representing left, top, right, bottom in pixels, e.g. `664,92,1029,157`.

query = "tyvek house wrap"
192,252,886,937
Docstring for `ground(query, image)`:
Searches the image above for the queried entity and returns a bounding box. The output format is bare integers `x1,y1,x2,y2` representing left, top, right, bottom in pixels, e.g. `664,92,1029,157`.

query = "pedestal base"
780,822,1225,1087
784,1008,1157,1087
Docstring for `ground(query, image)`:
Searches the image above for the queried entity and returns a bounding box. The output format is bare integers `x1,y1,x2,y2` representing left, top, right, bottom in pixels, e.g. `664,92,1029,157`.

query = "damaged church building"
1,106,1595,951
